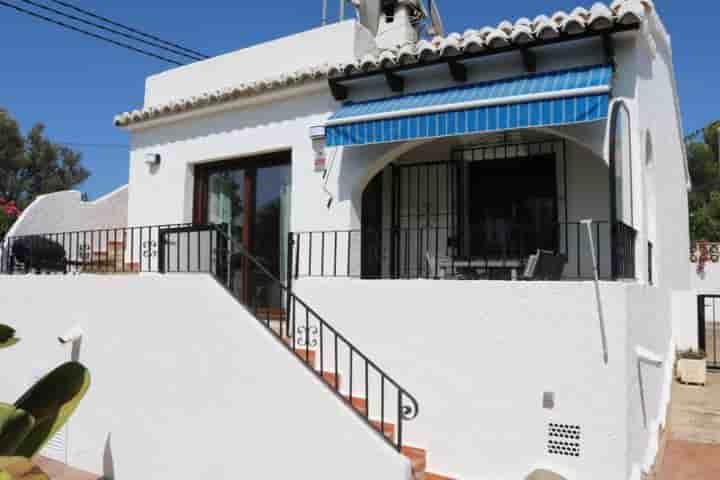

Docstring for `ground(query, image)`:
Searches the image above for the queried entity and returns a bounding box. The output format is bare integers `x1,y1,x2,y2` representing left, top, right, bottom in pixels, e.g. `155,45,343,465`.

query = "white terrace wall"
625,285,674,480
0,274,411,480
4,186,128,238
295,279,671,480
626,14,694,350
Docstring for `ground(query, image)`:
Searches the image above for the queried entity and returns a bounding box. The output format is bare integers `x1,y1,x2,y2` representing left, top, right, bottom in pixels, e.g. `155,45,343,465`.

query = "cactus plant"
0,405,34,457
13,362,90,458
0,328,90,479
0,326,18,350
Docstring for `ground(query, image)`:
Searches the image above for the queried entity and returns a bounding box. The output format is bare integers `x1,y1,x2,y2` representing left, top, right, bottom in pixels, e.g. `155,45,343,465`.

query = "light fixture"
59,326,84,362
144,153,161,168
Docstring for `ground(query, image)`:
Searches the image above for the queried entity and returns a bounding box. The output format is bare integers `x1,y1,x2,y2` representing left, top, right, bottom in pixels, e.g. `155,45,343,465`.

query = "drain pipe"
582,219,609,365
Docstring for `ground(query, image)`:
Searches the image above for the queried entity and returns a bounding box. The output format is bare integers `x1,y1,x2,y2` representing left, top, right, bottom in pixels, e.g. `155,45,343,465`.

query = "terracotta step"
424,473,455,480
255,307,287,321
346,395,368,415
370,420,395,441
125,263,141,272
322,371,341,388
401,446,427,479
266,319,289,337
295,348,316,365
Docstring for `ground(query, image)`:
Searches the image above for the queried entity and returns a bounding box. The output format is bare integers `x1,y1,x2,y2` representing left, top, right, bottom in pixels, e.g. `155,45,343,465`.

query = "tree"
688,120,720,241
0,109,90,209
704,120,720,162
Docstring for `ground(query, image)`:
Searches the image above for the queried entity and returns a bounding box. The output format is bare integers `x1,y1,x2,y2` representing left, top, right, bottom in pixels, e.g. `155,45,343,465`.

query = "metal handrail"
208,224,419,452
291,221,619,281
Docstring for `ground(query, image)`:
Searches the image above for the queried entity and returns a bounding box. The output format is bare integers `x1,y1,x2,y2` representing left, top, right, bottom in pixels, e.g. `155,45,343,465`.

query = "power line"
0,0,183,65
16,0,205,61
56,141,128,149
45,0,209,59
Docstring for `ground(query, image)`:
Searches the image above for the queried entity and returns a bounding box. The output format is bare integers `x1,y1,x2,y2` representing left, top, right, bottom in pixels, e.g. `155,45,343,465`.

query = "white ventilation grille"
547,423,581,458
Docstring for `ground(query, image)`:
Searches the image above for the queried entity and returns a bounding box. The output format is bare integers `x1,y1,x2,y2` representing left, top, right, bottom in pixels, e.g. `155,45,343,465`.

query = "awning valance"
325,64,612,147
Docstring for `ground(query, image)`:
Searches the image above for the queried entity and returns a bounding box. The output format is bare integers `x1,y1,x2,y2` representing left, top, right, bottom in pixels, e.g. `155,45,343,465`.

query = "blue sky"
0,1,716,198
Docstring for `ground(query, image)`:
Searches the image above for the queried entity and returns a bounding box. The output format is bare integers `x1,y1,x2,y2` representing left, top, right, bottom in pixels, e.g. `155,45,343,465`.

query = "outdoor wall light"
144,153,161,168
59,326,84,362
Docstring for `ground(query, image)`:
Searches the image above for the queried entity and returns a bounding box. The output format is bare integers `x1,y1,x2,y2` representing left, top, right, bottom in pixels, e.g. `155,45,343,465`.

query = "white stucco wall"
4,186,128,238
0,274,411,480
125,32,613,240
113,11,690,480
624,14,691,291
625,285,674,480
293,279,672,480
127,87,352,234
143,20,376,107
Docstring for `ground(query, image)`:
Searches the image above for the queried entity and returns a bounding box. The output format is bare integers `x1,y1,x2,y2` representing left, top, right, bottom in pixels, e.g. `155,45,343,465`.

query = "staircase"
2,223,457,478
250,305,455,480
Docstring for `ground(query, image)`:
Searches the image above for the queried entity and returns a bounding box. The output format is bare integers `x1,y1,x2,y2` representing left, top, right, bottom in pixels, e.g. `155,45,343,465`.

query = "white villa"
0,1,697,479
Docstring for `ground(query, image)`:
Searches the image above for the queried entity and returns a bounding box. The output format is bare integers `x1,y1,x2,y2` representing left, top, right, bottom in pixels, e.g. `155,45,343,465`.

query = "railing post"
226,223,232,288
286,232,294,331
158,228,166,274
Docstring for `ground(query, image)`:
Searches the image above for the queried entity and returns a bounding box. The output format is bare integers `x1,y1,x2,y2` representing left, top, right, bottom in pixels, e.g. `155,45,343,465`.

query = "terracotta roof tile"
114,0,652,128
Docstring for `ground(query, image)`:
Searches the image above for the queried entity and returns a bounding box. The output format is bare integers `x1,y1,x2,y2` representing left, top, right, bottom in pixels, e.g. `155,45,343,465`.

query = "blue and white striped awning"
325,64,612,147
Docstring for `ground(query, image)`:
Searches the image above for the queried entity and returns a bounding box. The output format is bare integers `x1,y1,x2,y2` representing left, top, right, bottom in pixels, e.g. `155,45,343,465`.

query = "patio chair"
522,252,539,279
10,236,67,274
523,250,567,281
426,251,457,279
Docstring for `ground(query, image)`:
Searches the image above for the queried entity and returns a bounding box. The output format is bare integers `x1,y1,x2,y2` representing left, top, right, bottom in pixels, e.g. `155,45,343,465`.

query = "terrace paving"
658,372,720,480
33,456,99,480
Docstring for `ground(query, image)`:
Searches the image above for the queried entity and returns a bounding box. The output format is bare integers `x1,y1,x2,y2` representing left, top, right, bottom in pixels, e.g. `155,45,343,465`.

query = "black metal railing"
614,222,637,280
0,223,220,275
216,227,419,452
0,223,420,452
291,221,626,281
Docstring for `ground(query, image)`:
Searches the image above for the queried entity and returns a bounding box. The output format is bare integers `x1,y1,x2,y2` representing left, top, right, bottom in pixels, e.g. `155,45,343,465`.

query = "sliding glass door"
197,152,291,308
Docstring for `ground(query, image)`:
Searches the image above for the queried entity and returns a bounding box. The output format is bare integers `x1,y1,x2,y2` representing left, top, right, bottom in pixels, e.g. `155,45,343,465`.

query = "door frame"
698,294,720,369
193,150,291,304
193,150,291,225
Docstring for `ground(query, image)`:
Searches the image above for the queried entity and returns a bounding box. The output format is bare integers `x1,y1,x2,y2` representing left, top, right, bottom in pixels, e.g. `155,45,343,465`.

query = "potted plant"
677,349,707,386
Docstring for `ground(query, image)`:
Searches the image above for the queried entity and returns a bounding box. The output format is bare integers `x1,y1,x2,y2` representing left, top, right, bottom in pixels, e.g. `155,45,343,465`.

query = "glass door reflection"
203,159,291,310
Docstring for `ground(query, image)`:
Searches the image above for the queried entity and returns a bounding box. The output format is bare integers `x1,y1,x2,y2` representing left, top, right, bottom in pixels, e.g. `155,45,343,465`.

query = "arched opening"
644,131,657,284
357,130,613,280
608,101,636,279
609,102,634,227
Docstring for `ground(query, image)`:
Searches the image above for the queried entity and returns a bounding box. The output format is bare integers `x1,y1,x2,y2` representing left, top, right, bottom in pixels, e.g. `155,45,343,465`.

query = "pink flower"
2,204,20,217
